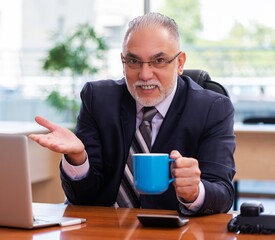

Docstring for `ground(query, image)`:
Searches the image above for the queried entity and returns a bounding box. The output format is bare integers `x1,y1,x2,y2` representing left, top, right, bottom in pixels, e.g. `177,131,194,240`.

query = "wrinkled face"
121,26,186,106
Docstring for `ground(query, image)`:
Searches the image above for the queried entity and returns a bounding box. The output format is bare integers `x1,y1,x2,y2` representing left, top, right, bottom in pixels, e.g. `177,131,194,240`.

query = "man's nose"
138,62,154,80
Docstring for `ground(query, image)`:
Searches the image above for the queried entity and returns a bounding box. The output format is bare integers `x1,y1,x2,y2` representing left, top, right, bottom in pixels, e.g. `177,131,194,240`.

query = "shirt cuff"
61,153,89,180
177,181,205,212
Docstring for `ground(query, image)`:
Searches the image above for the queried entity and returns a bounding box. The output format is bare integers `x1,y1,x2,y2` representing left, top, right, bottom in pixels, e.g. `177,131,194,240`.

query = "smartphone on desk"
137,214,189,228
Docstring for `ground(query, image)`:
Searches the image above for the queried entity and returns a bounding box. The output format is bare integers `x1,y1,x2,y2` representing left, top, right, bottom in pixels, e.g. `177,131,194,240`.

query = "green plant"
42,23,107,122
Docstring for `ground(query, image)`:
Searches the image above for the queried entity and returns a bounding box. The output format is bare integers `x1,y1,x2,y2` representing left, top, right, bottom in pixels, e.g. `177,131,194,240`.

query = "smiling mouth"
139,85,157,90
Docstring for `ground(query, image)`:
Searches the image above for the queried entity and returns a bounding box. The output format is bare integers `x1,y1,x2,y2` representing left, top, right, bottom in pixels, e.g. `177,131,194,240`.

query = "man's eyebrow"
125,52,166,59
125,53,140,59
152,52,166,59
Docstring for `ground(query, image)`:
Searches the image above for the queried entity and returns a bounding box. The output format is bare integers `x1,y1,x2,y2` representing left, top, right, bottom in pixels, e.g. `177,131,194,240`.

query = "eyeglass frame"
121,51,182,69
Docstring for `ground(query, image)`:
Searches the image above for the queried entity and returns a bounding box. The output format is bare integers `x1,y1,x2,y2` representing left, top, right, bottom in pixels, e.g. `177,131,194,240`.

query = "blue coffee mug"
133,153,175,194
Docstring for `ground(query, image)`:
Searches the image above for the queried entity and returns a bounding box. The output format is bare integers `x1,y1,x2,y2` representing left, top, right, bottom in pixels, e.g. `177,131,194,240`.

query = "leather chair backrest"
182,69,229,97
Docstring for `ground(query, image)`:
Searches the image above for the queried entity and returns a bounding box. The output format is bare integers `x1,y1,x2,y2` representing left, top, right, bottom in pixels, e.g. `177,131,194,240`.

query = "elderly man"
30,12,235,216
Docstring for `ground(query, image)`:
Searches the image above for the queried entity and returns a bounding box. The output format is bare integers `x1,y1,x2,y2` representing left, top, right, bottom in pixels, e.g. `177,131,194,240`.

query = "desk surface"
233,122,275,181
0,203,273,240
0,121,72,134
234,122,275,133
0,121,47,134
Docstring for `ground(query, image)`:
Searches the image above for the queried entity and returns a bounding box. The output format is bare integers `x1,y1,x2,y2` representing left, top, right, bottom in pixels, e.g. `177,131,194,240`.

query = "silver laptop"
0,134,86,229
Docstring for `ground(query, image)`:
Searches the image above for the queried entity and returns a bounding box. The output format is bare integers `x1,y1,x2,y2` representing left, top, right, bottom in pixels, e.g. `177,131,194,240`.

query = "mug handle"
169,158,175,183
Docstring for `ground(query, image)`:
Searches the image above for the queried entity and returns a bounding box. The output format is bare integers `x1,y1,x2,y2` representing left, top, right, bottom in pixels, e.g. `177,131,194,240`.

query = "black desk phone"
228,201,275,234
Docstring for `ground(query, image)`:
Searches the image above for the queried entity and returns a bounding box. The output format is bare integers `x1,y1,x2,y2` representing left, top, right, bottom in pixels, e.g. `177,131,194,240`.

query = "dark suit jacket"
60,76,236,215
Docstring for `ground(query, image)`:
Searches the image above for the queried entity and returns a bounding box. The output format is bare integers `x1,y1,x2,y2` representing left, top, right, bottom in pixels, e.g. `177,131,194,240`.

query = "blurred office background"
1,0,275,210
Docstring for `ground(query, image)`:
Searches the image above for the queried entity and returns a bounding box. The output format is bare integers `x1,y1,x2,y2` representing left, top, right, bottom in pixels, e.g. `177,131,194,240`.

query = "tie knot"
142,107,158,122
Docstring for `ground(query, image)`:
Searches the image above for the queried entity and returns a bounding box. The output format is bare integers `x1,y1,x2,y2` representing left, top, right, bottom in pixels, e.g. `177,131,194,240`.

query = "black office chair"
181,69,230,98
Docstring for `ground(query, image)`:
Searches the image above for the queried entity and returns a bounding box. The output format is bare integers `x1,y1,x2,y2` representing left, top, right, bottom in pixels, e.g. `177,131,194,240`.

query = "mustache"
133,79,161,88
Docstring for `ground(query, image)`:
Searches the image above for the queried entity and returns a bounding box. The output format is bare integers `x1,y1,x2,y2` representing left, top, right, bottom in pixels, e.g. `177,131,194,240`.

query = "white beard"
126,78,177,106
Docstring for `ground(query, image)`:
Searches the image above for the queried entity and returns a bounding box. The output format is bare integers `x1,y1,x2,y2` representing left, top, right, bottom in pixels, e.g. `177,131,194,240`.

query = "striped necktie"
116,107,158,208
132,107,158,153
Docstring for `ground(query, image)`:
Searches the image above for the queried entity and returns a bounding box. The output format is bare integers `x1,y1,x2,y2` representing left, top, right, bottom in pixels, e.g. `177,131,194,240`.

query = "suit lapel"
120,88,136,161
152,77,188,152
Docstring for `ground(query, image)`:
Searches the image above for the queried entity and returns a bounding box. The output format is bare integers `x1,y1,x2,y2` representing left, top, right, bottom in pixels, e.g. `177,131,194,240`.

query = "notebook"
0,134,86,229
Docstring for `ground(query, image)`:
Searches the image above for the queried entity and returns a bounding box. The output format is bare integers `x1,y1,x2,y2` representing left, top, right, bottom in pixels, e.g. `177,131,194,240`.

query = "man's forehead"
122,25,179,58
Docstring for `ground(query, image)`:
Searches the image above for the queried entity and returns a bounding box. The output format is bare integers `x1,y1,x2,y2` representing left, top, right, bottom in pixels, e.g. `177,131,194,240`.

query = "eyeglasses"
122,51,182,69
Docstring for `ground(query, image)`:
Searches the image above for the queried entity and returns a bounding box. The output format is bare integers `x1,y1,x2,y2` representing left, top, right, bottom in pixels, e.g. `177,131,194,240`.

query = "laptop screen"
0,134,34,228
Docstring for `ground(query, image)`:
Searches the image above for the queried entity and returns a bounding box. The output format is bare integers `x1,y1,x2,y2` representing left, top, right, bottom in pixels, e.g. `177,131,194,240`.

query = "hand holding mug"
170,150,201,203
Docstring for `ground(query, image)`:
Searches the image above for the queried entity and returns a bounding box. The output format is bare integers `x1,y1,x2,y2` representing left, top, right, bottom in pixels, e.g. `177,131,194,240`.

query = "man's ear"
177,52,186,75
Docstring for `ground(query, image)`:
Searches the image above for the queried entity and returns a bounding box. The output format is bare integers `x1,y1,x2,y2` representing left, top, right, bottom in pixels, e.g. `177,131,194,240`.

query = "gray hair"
123,12,180,48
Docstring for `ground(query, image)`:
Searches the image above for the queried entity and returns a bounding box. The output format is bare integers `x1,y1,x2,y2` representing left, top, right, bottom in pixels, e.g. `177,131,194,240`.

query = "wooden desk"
234,123,275,181
0,204,273,240
233,123,275,209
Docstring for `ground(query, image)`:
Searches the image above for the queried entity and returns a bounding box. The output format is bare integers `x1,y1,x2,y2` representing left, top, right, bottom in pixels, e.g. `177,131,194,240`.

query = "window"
152,0,275,122
0,0,275,123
